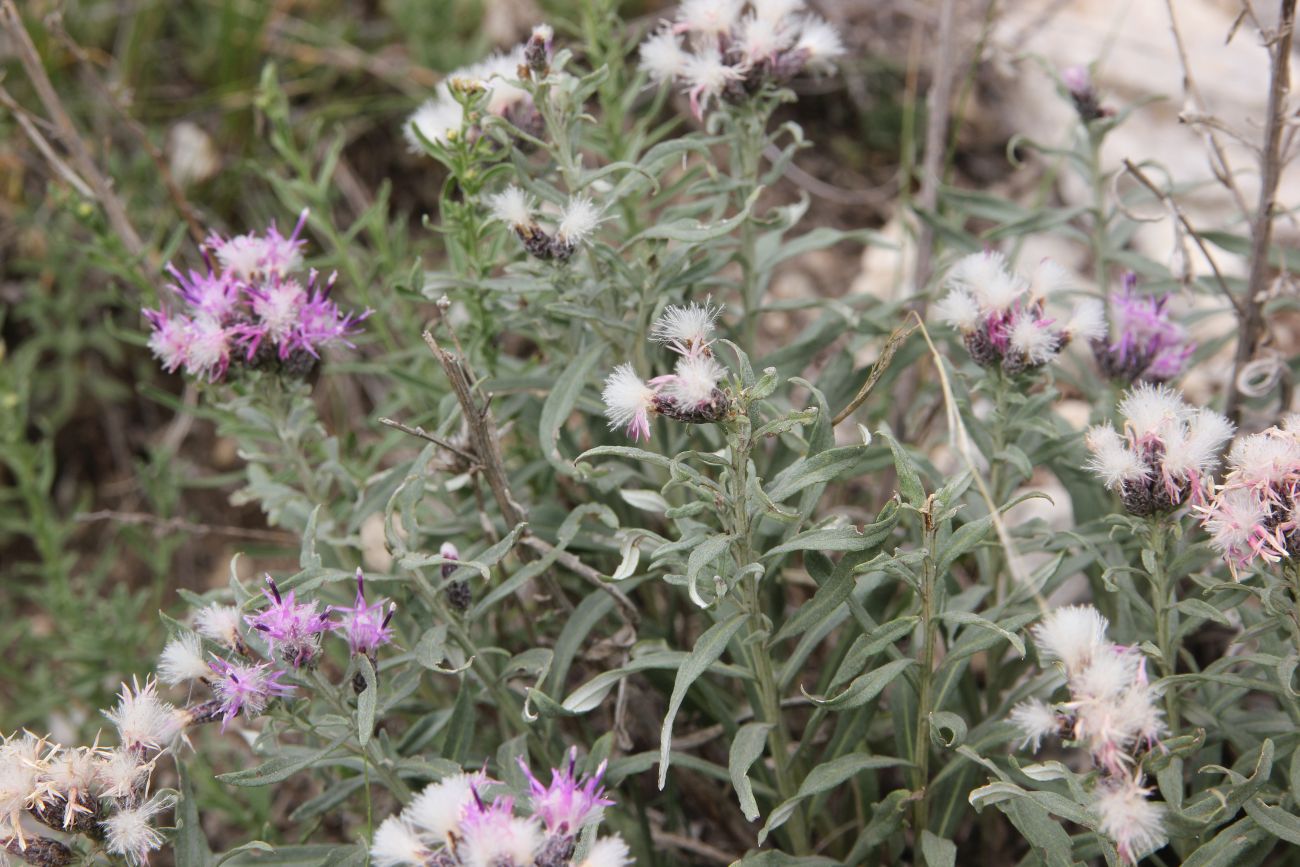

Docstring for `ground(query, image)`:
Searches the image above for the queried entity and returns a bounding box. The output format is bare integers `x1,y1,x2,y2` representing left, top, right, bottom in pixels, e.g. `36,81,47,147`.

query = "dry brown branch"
0,84,93,198
649,830,735,865
50,19,206,247
833,320,919,426
378,416,480,465
1226,0,1297,422
1120,159,1244,317
910,0,959,298
1165,0,1253,220
0,0,145,257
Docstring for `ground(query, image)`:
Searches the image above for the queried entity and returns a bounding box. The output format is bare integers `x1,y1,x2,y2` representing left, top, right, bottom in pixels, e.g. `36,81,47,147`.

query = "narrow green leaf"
540,344,605,475
216,732,350,787
758,754,909,842
356,655,378,748
730,722,773,822
659,612,749,789
802,658,915,710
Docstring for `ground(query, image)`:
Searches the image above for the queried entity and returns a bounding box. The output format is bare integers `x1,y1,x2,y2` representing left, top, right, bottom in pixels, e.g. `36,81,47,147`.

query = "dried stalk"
1226,0,1297,422
0,0,145,257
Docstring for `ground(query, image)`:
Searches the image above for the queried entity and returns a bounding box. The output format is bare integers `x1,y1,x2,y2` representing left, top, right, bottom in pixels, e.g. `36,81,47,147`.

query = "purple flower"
329,568,396,657
166,263,241,321
143,210,366,382
518,748,613,836
244,576,331,668
1093,273,1195,384
208,658,295,728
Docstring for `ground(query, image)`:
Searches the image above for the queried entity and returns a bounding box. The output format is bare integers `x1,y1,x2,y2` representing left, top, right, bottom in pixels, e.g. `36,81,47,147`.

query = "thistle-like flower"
519,748,614,837
208,658,294,727
192,604,246,654
102,792,176,867
329,568,396,657
404,45,539,153
369,814,433,867
650,302,720,357
1197,418,1300,575
602,364,658,442
1084,384,1233,516
552,195,603,260
1093,274,1195,384
158,632,211,686
1093,774,1166,864
103,678,181,754
458,795,543,867
244,576,332,668
640,0,842,119
144,211,365,382
1,731,47,845
654,355,729,423
936,251,1105,374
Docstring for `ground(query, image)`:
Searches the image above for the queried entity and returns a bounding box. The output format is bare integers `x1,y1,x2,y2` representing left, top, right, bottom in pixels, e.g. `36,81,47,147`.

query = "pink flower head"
207,209,308,282
459,790,541,867
166,263,241,321
208,658,294,728
602,363,656,442
1095,273,1195,384
143,309,192,373
329,568,396,657
245,576,331,668
518,747,613,836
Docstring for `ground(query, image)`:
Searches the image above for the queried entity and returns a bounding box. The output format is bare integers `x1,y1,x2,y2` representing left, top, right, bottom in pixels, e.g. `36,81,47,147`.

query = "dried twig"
51,18,206,247
1120,159,1244,317
833,320,919,426
378,416,480,465
909,0,959,299
648,830,735,865
1226,0,1297,423
0,0,145,257
521,535,640,626
0,84,93,198
75,510,297,544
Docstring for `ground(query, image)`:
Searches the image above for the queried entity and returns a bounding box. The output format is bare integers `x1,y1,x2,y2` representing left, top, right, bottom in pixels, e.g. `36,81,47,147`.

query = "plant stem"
1146,519,1180,729
911,508,940,849
728,413,807,852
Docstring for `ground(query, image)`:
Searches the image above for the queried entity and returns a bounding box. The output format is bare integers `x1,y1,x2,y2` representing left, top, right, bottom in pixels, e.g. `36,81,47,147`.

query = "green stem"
728,415,808,852
1143,519,1186,735
308,669,412,802
912,513,940,848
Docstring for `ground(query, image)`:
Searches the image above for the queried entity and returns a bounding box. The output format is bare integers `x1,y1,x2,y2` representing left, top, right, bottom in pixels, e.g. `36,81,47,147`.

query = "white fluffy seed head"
793,14,844,68
1028,259,1073,299
193,605,244,650
681,48,744,112
459,815,542,867
1200,487,1270,569
1072,646,1140,701
1031,605,1110,678
946,251,1022,311
639,27,690,83
580,835,634,867
487,185,535,229
1065,298,1108,341
404,97,465,151
103,793,175,867
650,302,720,354
97,748,151,800
557,195,602,245
370,814,429,867
1093,776,1166,864
666,355,726,410
1227,429,1300,487
1118,382,1190,441
676,0,743,36
1009,699,1059,752
1162,408,1234,482
753,0,805,23
934,289,983,332
1085,425,1148,489
602,363,656,433
1008,312,1060,365
406,772,479,843
103,678,180,752
738,13,793,62
158,633,211,686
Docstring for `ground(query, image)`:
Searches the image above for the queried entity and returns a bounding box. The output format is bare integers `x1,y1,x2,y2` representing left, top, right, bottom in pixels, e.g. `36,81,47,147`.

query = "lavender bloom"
244,576,331,668
1093,274,1195,384
208,658,294,728
519,748,614,837
143,210,366,383
329,569,396,657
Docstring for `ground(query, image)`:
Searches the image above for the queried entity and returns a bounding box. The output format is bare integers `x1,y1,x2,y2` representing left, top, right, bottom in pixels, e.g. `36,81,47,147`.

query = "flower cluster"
1197,417,1300,576
601,302,731,442
638,0,843,119
156,569,394,729
1011,605,1166,863
369,750,629,867
487,186,603,262
1092,274,1195,384
2,680,184,867
935,251,1106,374
143,211,367,382
1084,384,1233,517
404,26,554,152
